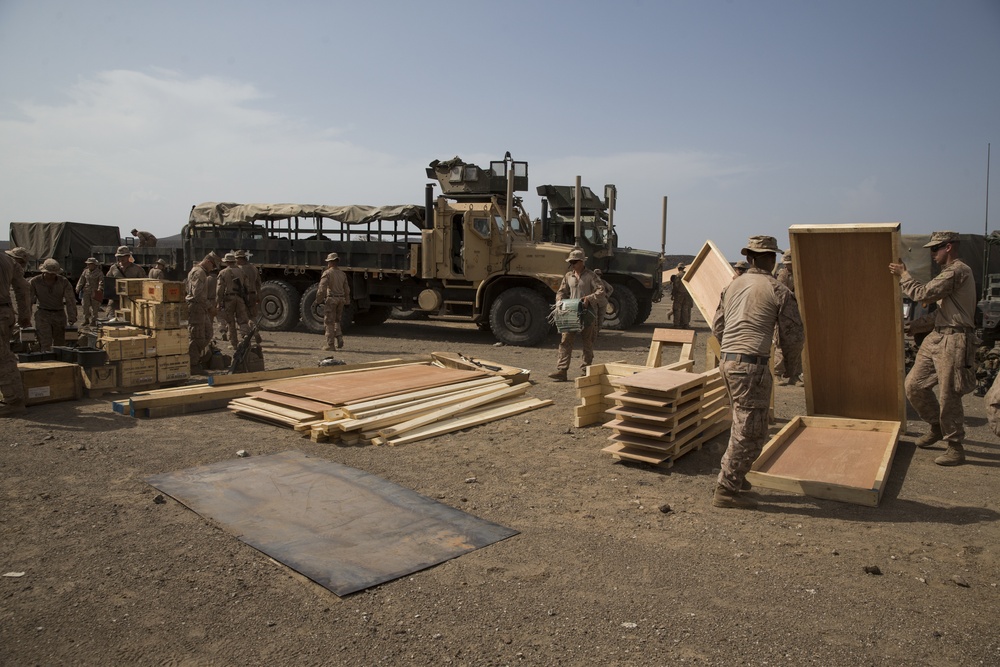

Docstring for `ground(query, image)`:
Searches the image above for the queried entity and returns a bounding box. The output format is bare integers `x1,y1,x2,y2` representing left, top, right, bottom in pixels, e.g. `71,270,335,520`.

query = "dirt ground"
2,301,998,666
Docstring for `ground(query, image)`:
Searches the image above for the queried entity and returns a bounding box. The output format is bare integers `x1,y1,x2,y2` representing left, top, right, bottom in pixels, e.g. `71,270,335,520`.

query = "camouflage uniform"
106,258,146,312
712,268,804,493
899,258,977,445
134,231,157,247
986,376,1000,438
75,264,104,326
147,267,166,280
670,271,693,328
186,263,215,367
30,273,77,352
317,264,350,348
772,263,801,381
0,252,31,409
217,263,250,349
593,271,613,333
236,254,262,343
555,265,604,371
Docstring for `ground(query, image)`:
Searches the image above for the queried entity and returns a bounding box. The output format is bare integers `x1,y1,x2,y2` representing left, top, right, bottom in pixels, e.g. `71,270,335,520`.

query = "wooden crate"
98,335,153,361
149,328,188,356
101,325,144,338
157,354,191,383
746,415,901,507
141,280,185,303
116,278,145,297
80,364,117,391
116,358,158,387
132,300,188,329
19,361,82,406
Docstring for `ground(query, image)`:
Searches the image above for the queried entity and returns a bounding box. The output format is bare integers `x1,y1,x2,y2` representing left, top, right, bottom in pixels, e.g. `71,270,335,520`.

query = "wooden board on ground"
789,223,905,423
681,240,736,324
264,365,486,405
746,415,901,507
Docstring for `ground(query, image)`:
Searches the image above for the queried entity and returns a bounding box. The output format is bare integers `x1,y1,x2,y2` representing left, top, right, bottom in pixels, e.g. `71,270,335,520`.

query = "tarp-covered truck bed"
9,222,121,279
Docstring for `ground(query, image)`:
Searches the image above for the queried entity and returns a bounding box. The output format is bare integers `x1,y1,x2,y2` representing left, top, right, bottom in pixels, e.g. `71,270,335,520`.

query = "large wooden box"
132,300,188,329
80,364,117,391
19,361,83,406
747,416,900,507
149,328,188,357
98,335,153,361
157,354,191,383
116,358,158,387
116,278,145,297
101,325,144,338
141,280,185,303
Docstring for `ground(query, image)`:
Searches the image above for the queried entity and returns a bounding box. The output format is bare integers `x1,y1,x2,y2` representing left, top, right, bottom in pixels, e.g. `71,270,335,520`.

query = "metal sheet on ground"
146,450,518,596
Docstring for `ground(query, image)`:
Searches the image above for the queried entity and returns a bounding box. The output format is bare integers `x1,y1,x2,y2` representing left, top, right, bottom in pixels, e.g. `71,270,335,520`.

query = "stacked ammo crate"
102,278,190,389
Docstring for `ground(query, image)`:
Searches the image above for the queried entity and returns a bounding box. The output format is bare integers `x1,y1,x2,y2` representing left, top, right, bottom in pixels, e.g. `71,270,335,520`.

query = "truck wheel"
604,284,638,330
354,305,392,327
299,284,325,334
258,280,301,331
490,287,550,346
635,297,653,325
391,307,428,321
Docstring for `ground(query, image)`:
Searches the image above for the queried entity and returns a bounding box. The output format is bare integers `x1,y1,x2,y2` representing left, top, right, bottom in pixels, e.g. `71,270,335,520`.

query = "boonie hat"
6,247,30,261
85,257,99,265
782,251,793,263
734,260,749,270
155,258,167,266
40,258,62,274
130,228,139,235
204,251,221,269
222,252,236,263
676,262,686,270
565,248,587,263
115,245,132,257
923,231,960,248
325,252,340,263
740,235,784,256
234,250,247,259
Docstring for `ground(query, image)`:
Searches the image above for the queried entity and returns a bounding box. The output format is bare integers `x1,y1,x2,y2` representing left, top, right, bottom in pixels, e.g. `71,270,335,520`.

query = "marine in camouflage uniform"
548,248,604,382
986,375,1000,439
670,263,693,329
186,253,221,369
131,229,157,248
30,259,77,352
772,251,802,384
890,231,977,466
75,258,105,326
0,250,31,416
316,253,350,350
235,250,262,343
216,253,251,350
106,246,146,314
147,258,167,280
712,236,804,509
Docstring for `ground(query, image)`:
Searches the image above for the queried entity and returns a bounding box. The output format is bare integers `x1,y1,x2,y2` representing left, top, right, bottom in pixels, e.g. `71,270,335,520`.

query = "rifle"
230,313,264,374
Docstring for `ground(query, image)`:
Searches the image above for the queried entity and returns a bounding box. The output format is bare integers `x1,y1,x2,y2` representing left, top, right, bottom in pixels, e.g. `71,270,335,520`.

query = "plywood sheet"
682,240,737,324
266,365,485,405
146,451,518,596
789,223,905,422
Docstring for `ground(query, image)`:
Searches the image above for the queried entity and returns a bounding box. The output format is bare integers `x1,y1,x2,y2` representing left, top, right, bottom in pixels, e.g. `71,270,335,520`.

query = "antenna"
983,143,992,300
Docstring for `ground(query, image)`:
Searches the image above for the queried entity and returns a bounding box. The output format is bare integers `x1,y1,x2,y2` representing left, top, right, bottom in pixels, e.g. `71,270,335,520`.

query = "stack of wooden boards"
601,366,731,467
97,278,189,390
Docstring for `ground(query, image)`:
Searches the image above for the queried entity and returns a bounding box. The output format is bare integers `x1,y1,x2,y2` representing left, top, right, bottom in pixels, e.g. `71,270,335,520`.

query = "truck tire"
391,307,428,321
258,280,301,331
490,287,550,347
354,305,392,327
635,297,653,325
299,284,325,334
603,284,638,330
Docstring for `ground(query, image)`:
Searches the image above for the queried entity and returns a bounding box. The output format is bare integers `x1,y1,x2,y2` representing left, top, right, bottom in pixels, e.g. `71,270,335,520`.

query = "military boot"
915,424,943,449
934,443,966,466
548,370,568,382
336,336,344,349
712,484,757,509
0,400,27,418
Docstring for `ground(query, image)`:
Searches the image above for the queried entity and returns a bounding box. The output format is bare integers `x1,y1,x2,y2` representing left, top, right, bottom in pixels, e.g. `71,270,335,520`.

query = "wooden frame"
645,328,695,367
788,223,905,423
681,240,736,325
746,415,901,507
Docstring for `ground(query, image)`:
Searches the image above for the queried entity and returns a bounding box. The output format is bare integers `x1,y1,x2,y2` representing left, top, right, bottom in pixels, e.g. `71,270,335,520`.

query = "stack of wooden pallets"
601,366,731,468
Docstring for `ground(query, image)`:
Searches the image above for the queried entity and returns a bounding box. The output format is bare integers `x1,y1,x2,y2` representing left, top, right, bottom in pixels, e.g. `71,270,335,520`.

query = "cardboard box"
18,361,82,406
116,358,157,387
132,300,188,330
142,280,185,303
157,354,191,383
150,328,188,356
116,278,146,297
99,335,153,361
80,364,117,391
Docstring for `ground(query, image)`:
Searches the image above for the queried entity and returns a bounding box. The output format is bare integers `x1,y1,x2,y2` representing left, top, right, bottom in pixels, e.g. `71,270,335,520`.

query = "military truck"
536,183,664,329
181,155,574,346
8,221,122,282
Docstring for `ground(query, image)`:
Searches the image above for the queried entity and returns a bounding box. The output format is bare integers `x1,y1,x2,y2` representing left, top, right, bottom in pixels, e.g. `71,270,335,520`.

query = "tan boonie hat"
40,258,62,274
234,250,247,259
325,252,340,263
85,257,99,265
115,245,132,257
565,248,587,263
222,253,236,263
734,260,749,270
6,247,30,260
741,235,784,256
783,251,793,262
130,228,139,235
676,262,686,270
155,258,167,266
923,231,960,248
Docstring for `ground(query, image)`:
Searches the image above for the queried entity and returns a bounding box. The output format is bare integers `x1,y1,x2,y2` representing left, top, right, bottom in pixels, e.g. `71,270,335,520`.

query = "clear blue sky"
1,0,997,259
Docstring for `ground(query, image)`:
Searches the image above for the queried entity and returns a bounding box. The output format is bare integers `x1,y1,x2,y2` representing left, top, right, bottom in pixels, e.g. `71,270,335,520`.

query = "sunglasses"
929,243,947,252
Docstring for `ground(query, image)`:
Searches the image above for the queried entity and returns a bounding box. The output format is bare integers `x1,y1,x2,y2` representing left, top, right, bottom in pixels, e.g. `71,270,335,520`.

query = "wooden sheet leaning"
681,240,736,325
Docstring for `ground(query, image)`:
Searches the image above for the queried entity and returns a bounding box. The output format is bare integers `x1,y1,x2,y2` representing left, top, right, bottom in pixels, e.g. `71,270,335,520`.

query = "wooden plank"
789,223,905,422
430,351,530,383
645,328,697,367
207,356,429,386
229,397,321,422
681,240,736,324
245,391,334,414
377,383,529,440
385,398,553,446
266,365,486,405
340,377,506,417
617,367,707,398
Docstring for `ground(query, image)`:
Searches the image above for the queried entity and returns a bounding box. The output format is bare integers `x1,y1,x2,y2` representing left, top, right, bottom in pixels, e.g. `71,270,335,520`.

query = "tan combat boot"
712,484,757,509
934,443,965,466
0,399,27,418
336,336,344,349
548,370,568,382
915,424,943,449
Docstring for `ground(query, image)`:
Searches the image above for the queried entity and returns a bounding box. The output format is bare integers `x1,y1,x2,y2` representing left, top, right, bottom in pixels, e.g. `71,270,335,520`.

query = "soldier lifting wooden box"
18,361,83,406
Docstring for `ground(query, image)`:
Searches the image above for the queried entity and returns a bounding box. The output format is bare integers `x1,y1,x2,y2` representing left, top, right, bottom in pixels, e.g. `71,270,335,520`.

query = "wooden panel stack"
601,366,731,468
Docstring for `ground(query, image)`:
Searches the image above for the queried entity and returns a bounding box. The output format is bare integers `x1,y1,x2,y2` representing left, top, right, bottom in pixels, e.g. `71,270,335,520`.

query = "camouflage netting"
188,203,426,228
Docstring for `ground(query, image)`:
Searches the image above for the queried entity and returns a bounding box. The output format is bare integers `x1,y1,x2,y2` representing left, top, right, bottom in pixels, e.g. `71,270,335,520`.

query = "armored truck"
536,183,663,329
182,156,573,346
